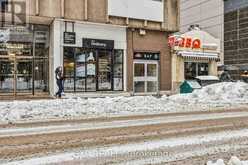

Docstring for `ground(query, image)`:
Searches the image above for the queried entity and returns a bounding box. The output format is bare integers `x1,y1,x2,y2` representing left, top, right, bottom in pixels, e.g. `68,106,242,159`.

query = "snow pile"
207,156,248,165
169,82,248,104
0,82,247,124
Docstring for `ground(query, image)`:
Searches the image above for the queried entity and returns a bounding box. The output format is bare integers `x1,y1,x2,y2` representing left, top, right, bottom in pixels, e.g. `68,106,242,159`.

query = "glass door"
97,50,112,91
0,58,15,95
0,57,33,96
134,61,159,93
16,58,33,95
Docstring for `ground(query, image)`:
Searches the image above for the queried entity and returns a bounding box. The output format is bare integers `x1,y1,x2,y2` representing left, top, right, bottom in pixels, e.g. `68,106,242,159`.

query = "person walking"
55,66,64,98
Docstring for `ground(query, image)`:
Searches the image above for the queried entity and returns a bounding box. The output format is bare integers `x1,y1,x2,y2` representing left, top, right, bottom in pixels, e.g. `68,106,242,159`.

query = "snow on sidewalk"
0,82,247,124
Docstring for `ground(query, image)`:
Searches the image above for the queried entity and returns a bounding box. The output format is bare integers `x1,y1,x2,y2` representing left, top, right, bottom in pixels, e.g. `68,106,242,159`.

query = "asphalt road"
1,108,248,165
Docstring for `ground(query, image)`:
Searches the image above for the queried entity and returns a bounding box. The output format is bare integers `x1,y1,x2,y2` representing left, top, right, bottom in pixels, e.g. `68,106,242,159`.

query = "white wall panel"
108,0,164,22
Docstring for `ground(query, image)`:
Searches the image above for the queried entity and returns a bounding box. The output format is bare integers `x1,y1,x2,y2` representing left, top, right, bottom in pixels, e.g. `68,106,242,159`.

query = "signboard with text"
134,52,160,61
64,32,76,44
83,38,114,50
168,36,201,49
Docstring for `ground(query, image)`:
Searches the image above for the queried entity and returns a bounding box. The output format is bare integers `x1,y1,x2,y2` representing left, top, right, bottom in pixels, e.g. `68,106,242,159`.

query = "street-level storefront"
126,29,171,94
133,52,160,93
0,24,50,96
50,20,127,94
169,29,220,91
63,41,124,92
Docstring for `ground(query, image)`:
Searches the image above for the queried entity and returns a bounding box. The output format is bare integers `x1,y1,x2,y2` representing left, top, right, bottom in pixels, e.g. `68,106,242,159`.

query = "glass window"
134,81,145,93
34,58,49,92
198,63,209,76
185,62,209,80
147,64,157,77
147,81,157,92
64,47,75,91
113,50,123,91
98,50,112,90
185,62,197,80
76,77,86,91
134,63,145,77
86,77,96,91
75,48,86,91
34,25,49,57
86,51,96,91
64,78,74,91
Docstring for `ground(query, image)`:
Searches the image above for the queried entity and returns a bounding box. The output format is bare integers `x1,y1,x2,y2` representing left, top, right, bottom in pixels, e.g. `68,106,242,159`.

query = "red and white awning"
177,51,219,61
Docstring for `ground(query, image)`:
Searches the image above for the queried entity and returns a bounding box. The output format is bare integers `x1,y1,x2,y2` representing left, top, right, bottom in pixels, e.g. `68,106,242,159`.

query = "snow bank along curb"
207,156,248,165
0,82,247,124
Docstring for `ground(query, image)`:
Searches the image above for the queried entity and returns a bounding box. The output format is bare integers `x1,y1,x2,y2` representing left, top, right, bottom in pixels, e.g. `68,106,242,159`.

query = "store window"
0,24,49,95
86,51,96,91
113,50,123,91
185,62,209,80
63,48,123,92
64,47,75,91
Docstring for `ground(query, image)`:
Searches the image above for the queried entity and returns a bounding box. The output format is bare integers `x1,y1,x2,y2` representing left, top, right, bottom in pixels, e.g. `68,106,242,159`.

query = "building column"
50,19,62,95
209,61,218,76
171,54,184,92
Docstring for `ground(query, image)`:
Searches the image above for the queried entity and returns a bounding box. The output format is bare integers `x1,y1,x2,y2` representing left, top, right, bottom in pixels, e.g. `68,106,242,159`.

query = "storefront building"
50,20,127,94
127,29,171,94
169,28,220,91
0,0,179,97
0,24,50,96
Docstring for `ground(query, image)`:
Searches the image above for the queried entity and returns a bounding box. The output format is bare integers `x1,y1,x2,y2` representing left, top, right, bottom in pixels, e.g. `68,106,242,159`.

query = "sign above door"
83,38,114,50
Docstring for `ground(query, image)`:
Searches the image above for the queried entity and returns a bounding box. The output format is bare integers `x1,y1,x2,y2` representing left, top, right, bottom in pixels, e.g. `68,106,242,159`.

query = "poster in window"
114,78,123,90
76,63,86,77
87,63,96,76
76,53,86,62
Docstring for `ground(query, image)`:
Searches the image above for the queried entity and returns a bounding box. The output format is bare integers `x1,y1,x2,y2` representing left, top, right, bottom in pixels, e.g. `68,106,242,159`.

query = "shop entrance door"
134,60,159,93
0,57,33,96
97,50,112,91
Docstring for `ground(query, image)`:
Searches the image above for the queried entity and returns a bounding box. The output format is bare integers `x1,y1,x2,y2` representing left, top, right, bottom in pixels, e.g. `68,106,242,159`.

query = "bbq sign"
168,36,201,49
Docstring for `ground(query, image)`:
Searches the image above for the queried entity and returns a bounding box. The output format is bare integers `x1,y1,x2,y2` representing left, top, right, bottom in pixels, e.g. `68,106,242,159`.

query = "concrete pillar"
209,61,218,76
50,19,62,95
171,54,184,92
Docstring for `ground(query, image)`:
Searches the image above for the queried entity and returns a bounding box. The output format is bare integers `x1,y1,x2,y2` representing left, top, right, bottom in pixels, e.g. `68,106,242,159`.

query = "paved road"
1,109,248,165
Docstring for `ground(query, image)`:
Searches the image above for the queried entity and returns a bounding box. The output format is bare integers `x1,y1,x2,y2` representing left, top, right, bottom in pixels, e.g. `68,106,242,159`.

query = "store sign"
134,52,160,60
64,32,76,44
168,36,201,49
35,31,48,43
83,38,114,50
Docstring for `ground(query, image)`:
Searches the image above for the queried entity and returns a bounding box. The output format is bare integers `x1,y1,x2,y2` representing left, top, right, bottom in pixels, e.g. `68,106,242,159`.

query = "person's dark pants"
56,80,63,98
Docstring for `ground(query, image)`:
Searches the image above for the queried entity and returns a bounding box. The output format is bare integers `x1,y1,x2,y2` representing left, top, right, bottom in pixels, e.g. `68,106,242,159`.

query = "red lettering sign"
168,36,201,49
185,38,192,48
192,39,201,49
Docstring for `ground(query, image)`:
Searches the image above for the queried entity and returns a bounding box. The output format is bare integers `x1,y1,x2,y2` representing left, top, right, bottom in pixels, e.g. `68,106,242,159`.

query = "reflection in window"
134,64,145,77
63,48,124,92
113,50,123,91
198,63,208,76
64,47,75,91
147,81,157,92
185,62,209,80
134,81,145,93
147,64,157,77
